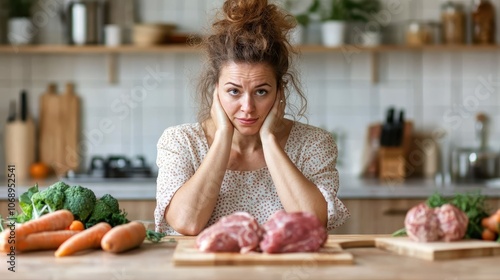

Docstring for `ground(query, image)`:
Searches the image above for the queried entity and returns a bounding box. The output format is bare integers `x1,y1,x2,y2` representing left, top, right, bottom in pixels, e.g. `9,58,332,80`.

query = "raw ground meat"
196,212,264,253
405,203,469,242
405,203,441,242
435,204,469,242
259,210,327,253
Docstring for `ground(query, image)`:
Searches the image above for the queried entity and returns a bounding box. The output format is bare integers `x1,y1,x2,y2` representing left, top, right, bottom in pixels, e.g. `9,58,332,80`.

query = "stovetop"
63,155,156,182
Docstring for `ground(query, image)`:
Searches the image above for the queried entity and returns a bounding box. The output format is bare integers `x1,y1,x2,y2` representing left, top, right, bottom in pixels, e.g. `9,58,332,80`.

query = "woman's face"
217,61,278,135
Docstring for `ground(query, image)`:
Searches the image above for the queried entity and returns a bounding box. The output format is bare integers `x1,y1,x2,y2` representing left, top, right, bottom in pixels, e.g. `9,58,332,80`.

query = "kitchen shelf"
1,44,498,84
1,44,500,54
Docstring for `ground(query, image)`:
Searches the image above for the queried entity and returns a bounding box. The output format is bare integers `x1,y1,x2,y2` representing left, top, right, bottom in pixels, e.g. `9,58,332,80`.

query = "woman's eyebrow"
224,82,272,88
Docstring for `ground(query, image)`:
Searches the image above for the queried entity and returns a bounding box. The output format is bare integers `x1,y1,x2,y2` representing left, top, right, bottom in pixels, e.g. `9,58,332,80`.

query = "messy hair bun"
196,0,307,122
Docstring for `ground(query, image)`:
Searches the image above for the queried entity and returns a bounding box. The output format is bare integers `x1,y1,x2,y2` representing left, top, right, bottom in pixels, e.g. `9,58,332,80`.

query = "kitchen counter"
1,175,500,201
0,235,498,280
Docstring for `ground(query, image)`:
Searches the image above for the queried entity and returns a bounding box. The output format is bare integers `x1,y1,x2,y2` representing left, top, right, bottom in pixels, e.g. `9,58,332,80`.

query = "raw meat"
259,210,327,253
405,203,441,242
405,203,469,242
196,212,264,253
435,204,469,242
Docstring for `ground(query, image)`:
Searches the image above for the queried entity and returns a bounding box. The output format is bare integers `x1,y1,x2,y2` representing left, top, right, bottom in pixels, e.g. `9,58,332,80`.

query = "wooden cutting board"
375,237,500,261
39,83,63,172
39,83,81,176
59,83,81,174
171,235,382,266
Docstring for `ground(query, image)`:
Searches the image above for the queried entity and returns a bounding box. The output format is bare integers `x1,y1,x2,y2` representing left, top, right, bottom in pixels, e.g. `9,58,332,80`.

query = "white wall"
1,0,500,178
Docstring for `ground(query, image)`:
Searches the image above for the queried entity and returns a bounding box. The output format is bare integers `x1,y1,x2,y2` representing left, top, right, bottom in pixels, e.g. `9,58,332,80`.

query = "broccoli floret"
33,182,70,212
99,194,119,213
85,194,128,228
86,199,112,226
63,185,96,222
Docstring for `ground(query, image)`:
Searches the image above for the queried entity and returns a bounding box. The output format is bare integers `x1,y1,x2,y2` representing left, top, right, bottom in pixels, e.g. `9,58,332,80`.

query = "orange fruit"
30,162,51,179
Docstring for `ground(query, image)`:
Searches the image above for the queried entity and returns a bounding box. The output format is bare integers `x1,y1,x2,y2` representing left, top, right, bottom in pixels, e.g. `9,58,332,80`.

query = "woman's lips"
237,118,258,125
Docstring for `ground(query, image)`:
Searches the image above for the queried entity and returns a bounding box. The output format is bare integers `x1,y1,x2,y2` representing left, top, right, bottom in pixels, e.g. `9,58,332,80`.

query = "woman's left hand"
260,87,286,139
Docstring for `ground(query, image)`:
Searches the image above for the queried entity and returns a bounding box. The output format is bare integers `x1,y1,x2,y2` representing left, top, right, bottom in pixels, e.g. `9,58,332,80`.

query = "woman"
154,0,349,235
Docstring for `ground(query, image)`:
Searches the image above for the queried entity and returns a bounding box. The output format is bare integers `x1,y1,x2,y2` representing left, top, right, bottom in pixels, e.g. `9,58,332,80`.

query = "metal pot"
451,148,500,183
61,0,108,45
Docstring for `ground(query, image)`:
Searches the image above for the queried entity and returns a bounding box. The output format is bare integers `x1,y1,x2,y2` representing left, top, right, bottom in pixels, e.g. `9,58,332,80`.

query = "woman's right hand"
210,87,234,136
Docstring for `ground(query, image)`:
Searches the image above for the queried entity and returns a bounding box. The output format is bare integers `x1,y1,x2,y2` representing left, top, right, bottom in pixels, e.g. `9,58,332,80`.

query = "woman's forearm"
261,134,328,226
165,130,232,235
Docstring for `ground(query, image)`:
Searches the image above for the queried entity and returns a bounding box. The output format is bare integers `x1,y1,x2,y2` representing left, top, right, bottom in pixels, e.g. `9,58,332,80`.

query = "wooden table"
0,235,498,280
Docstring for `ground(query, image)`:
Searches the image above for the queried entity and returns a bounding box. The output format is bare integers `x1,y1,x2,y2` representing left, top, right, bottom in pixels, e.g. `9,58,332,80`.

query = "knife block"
4,120,36,182
378,147,406,181
378,121,413,182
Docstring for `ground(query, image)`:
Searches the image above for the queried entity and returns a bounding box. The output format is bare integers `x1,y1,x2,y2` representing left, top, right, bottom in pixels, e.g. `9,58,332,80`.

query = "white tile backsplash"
2,0,500,177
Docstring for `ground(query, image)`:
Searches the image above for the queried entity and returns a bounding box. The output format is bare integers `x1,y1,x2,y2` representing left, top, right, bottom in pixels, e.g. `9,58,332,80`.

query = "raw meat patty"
259,210,327,253
196,212,264,253
405,203,441,242
405,203,469,242
435,204,469,242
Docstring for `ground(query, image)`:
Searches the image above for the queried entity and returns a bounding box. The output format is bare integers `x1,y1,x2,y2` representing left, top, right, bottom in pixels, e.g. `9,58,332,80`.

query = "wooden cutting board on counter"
375,237,500,261
39,83,81,176
172,235,382,266
59,83,81,174
39,83,63,170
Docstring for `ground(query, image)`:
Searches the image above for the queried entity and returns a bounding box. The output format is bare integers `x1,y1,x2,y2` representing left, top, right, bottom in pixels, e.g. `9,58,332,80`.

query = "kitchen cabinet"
331,198,500,234
117,199,156,221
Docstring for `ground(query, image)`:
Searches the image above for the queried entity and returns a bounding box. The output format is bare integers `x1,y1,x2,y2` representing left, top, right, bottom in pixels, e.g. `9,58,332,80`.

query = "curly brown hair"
195,0,308,123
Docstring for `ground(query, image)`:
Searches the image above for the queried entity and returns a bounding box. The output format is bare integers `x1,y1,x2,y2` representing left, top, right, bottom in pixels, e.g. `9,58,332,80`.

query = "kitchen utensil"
7,100,16,122
39,83,63,174
375,237,500,261
451,148,500,183
5,90,35,181
59,83,81,174
451,112,500,183
61,0,108,45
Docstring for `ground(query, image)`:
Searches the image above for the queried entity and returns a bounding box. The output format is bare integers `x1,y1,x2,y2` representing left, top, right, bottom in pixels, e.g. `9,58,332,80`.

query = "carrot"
15,209,74,238
101,221,147,253
481,212,500,234
68,220,85,231
17,230,81,252
481,228,497,241
0,209,74,252
55,222,111,257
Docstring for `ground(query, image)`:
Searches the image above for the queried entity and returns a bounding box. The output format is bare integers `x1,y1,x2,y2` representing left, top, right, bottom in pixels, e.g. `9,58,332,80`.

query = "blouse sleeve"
154,126,196,233
299,129,350,232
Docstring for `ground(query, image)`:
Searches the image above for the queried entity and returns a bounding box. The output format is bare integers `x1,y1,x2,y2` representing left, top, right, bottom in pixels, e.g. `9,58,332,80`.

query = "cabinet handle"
382,209,410,216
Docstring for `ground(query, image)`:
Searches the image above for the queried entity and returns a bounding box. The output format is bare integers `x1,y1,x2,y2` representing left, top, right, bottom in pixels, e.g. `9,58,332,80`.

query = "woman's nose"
240,95,255,112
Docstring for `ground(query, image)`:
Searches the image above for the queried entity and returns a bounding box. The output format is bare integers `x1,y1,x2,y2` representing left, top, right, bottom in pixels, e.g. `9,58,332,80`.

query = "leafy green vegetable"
146,230,167,243
16,182,129,229
63,185,97,222
392,227,407,237
85,194,129,228
31,181,69,215
426,191,489,239
16,184,40,222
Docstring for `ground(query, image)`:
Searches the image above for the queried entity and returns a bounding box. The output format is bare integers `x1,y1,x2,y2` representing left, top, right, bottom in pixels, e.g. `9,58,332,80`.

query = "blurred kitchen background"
0,0,500,186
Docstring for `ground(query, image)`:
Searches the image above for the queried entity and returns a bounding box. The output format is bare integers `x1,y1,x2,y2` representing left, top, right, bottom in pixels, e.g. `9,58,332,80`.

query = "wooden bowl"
133,23,176,46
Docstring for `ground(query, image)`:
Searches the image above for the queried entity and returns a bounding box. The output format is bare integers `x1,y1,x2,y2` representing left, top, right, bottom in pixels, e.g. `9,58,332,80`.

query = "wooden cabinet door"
331,199,424,234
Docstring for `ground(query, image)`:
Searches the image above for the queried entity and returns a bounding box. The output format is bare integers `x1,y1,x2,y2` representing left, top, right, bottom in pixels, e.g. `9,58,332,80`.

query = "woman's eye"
228,89,239,95
256,89,267,96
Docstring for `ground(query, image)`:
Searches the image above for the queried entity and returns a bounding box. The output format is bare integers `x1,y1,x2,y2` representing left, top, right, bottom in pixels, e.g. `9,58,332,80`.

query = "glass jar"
441,1,465,44
471,0,496,44
406,20,431,46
